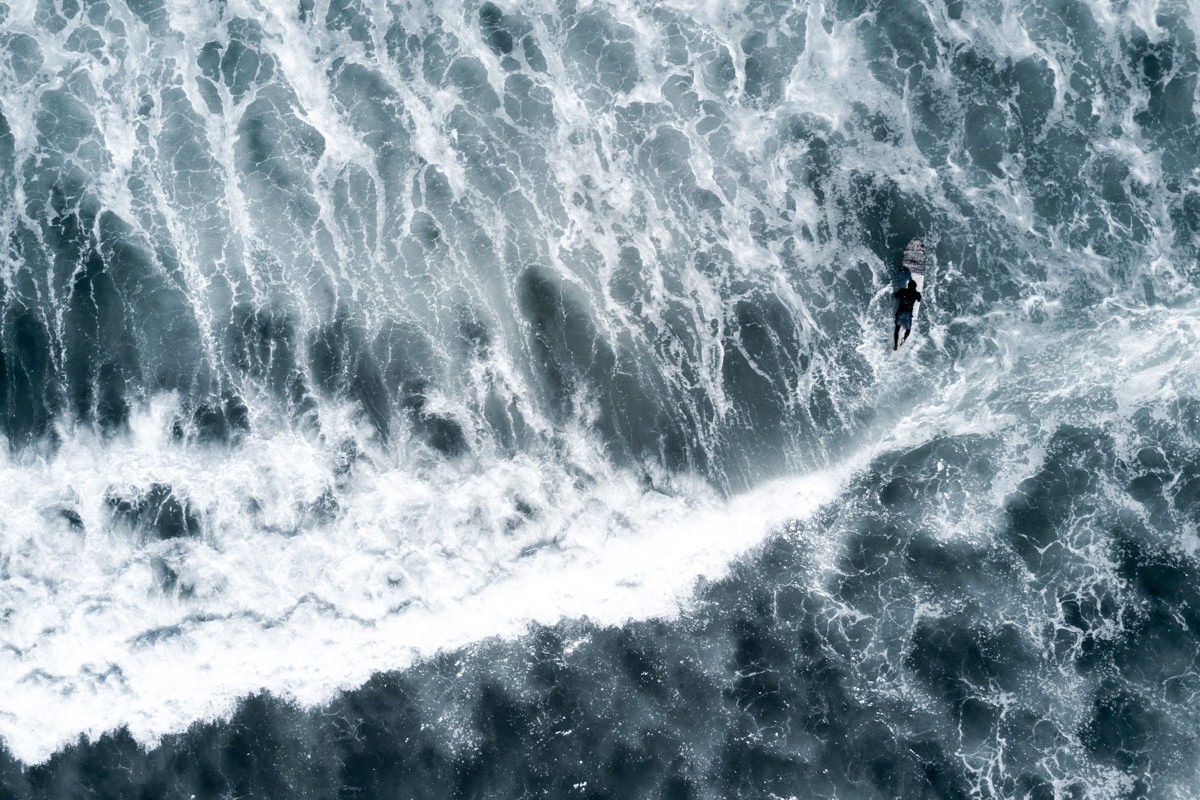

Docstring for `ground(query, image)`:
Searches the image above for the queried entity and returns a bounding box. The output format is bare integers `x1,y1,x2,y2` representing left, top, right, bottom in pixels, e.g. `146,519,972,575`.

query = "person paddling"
893,279,921,350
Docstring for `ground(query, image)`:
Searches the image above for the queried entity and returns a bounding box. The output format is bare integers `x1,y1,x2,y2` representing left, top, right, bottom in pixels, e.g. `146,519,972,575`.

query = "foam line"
0,398,854,764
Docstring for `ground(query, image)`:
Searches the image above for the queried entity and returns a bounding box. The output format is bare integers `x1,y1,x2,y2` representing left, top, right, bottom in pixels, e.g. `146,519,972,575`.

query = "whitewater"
1,0,1198,797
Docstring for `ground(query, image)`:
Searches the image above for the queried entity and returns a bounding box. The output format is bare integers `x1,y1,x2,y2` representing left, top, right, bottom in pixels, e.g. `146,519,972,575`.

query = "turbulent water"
1,0,1198,796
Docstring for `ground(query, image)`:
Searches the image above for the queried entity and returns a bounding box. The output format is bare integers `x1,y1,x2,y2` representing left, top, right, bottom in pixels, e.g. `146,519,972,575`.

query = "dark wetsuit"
893,286,921,328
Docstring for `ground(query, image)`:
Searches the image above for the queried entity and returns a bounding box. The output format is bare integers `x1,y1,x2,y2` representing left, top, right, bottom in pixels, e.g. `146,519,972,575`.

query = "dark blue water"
1,0,1198,797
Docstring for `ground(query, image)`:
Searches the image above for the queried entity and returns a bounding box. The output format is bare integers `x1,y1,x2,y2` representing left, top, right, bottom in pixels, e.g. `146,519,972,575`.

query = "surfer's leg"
893,324,900,350
901,326,910,344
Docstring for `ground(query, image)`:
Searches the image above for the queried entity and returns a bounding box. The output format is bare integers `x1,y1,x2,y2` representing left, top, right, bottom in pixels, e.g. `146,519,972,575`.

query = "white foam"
2,0,1197,777
0,393,861,764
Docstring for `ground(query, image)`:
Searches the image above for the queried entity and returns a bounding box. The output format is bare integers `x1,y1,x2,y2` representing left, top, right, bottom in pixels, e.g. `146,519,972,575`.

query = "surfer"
893,279,922,350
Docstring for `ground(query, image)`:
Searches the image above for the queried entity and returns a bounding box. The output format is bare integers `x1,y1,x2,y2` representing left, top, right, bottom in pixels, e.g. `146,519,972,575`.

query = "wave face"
1,0,1199,795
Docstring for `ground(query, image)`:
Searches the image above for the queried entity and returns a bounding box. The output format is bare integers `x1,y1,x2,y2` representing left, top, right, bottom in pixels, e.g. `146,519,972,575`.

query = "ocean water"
0,0,1198,796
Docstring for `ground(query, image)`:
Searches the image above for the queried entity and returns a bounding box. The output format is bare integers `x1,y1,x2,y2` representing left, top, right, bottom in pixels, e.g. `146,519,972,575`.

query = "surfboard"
893,239,926,351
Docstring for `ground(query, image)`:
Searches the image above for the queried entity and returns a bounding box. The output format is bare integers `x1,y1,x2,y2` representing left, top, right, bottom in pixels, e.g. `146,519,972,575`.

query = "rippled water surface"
1,0,1198,796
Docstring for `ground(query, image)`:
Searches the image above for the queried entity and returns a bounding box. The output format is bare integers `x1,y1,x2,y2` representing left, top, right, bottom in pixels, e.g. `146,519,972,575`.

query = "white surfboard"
893,239,926,352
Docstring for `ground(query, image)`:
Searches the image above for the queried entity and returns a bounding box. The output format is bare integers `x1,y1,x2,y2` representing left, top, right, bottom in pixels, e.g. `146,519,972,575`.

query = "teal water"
1,0,1198,796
